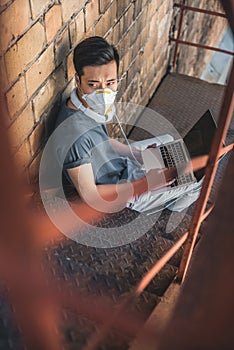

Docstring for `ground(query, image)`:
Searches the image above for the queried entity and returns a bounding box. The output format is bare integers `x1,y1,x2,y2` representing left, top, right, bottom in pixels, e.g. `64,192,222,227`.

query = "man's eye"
88,83,97,87
107,81,115,85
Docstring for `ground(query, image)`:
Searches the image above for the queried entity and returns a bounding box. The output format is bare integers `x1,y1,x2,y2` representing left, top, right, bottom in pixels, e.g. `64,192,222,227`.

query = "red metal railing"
170,2,234,68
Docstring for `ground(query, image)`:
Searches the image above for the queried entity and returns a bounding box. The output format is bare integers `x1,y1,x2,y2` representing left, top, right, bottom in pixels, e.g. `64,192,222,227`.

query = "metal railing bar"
170,38,234,56
172,0,186,68
174,3,227,18
177,62,234,283
134,232,188,295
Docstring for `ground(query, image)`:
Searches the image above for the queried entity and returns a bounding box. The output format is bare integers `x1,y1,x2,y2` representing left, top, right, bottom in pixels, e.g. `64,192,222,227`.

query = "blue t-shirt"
54,101,144,187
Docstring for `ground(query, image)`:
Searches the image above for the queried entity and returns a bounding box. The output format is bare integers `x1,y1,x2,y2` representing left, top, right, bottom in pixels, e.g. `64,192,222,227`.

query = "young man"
54,36,201,214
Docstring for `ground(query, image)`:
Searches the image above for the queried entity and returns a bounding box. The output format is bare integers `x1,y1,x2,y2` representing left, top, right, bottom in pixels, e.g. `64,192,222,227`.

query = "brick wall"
1,0,174,183
0,0,226,184
170,0,227,77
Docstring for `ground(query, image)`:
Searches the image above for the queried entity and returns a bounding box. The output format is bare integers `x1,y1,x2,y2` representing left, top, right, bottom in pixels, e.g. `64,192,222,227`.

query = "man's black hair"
73,36,119,80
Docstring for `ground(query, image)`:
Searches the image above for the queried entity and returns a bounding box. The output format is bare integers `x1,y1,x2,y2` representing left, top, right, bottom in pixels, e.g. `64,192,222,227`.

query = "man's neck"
67,88,88,110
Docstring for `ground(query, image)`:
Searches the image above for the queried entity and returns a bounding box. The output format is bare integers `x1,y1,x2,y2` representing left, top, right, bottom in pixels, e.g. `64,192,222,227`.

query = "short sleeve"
63,134,93,170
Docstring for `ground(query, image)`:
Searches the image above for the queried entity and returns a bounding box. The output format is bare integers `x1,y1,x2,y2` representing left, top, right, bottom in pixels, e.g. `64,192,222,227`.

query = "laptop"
142,109,218,187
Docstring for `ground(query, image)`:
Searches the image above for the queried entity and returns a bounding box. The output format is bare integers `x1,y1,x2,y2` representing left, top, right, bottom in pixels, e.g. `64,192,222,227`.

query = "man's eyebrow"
87,78,117,82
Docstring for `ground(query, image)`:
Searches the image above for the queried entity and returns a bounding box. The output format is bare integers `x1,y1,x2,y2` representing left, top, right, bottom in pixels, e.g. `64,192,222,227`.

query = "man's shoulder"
55,99,79,127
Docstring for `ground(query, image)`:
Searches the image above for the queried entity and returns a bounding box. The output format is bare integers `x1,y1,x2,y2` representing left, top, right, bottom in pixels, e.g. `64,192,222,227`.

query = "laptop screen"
183,109,217,180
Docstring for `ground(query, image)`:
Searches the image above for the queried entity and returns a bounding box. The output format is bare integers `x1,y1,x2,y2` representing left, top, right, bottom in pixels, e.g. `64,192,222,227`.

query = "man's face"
77,60,118,95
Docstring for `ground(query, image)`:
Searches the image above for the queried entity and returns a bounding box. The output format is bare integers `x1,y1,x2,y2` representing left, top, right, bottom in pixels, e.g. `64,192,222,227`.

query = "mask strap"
70,89,107,123
70,89,86,112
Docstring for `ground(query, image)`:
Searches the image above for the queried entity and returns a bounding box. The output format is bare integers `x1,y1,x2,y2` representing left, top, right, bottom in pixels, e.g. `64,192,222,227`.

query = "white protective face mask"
70,88,117,123
82,88,117,119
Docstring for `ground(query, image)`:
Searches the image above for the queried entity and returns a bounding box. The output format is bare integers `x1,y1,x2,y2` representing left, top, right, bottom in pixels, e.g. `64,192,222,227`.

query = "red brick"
147,0,157,21
116,0,130,18
45,5,62,42
112,22,121,46
0,0,30,53
85,0,99,31
54,28,70,66
0,55,9,93
61,0,84,23
13,139,31,172
67,50,76,81
0,0,9,6
149,11,158,38
6,76,27,119
157,0,171,22
30,0,51,19
28,150,42,184
26,44,55,97
134,0,148,19
94,1,116,36
122,49,131,73
29,120,45,156
141,65,155,96
5,21,45,83
33,66,65,122
99,0,110,13
8,103,34,151
69,10,85,47
158,11,171,41
143,35,158,62
131,34,141,61
117,30,131,58
123,4,134,32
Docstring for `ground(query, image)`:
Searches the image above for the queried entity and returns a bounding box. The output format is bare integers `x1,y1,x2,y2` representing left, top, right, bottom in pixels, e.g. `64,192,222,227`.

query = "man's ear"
75,73,80,86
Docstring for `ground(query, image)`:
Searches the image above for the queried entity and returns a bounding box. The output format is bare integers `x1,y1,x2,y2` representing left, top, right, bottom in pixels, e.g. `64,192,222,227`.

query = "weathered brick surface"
8,103,34,151
99,0,111,14
69,10,85,47
6,76,27,119
116,0,131,18
157,0,172,22
54,28,70,67
45,5,62,42
30,0,51,19
33,66,65,122
26,44,55,97
94,1,116,36
5,21,45,83
60,0,84,23
0,0,30,53
29,119,45,156
0,55,9,93
1,0,226,182
28,149,42,183
123,4,134,33
171,0,226,77
67,50,76,81
85,0,99,31
0,0,9,6
13,139,31,172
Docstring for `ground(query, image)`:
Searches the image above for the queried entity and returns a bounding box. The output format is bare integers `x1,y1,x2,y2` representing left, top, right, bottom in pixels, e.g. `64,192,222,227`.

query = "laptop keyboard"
159,142,195,187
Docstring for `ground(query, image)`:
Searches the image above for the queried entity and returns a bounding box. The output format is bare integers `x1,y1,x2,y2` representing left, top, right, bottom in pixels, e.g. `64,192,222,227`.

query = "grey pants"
128,137,202,213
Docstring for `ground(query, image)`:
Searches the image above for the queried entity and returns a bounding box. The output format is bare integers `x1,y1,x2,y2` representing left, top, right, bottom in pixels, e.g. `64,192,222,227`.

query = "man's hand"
146,167,177,191
132,147,143,163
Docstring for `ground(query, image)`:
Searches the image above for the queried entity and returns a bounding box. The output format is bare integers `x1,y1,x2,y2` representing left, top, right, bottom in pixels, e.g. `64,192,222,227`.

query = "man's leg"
127,179,202,214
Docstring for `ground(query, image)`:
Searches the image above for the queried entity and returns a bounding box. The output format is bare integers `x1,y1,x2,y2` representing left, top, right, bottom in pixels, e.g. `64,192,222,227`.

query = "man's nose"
99,82,106,89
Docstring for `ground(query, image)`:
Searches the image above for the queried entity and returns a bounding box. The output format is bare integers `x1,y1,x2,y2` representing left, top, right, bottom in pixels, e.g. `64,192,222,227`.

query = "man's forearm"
79,176,148,214
96,176,148,203
109,138,142,162
75,166,176,213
